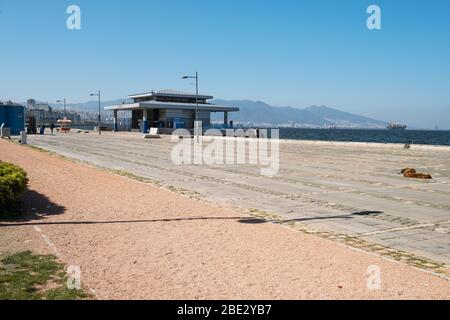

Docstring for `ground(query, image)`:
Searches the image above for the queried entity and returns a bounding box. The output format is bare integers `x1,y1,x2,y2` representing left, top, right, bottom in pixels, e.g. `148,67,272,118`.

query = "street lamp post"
182,72,199,140
56,98,67,117
90,91,101,135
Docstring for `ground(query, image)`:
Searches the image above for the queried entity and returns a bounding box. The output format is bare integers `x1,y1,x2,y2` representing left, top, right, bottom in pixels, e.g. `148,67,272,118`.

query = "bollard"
20,131,27,145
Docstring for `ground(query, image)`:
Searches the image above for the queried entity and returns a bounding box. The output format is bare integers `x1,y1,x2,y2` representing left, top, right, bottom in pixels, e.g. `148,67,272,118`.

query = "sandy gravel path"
1,139,449,299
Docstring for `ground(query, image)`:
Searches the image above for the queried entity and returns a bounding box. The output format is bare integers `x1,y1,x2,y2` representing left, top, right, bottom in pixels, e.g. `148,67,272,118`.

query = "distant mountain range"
212,99,387,128
45,98,387,129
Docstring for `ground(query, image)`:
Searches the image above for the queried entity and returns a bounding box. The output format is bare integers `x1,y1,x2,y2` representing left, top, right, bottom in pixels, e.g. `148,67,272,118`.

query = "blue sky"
1,0,449,128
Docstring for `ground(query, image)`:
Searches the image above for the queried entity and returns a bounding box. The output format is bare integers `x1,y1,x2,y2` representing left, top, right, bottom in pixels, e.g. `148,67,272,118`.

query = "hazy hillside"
60,99,128,112
305,105,387,127
212,100,328,127
212,99,387,128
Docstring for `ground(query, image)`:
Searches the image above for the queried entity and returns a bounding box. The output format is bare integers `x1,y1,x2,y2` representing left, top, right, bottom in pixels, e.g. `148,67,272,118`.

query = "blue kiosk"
0,101,25,135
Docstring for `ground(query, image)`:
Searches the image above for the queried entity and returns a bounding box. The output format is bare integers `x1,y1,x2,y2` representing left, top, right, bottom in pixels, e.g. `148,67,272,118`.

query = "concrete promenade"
28,131,450,268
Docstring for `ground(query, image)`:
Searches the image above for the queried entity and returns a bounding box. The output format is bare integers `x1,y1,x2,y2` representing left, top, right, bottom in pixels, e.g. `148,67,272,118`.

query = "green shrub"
0,161,28,217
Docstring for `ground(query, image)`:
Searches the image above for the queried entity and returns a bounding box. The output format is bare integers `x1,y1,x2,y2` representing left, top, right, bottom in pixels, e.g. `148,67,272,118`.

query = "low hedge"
0,161,28,217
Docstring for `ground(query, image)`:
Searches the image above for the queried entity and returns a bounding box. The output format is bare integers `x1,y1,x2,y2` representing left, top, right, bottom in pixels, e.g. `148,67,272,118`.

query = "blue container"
0,103,25,135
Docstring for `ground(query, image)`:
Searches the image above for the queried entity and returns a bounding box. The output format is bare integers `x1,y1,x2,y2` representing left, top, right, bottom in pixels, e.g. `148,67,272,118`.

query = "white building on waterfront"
105,90,239,132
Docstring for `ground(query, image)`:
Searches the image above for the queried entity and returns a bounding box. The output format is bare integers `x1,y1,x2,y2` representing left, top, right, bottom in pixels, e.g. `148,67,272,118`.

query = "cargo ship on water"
387,122,407,130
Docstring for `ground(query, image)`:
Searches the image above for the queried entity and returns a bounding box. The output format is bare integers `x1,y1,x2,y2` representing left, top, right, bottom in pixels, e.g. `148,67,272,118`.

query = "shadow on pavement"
0,189,66,223
238,210,384,225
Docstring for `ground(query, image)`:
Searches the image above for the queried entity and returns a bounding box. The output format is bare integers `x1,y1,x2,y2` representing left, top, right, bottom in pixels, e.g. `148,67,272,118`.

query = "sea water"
279,128,450,146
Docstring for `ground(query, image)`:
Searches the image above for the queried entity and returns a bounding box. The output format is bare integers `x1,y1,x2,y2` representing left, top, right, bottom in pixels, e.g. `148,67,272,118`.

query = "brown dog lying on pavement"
401,168,432,179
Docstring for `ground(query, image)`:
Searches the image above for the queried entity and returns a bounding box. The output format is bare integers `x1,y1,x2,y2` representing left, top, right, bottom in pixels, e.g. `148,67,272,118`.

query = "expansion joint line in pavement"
358,220,450,237
33,225,97,296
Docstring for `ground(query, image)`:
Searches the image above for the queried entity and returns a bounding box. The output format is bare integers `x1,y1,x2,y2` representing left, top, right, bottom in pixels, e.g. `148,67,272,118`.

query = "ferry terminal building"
105,90,239,133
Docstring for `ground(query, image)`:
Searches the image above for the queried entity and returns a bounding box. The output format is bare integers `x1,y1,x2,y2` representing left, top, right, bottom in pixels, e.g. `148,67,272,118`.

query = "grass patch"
0,251,91,300
27,145,52,154
165,185,203,199
247,208,281,221
108,169,161,186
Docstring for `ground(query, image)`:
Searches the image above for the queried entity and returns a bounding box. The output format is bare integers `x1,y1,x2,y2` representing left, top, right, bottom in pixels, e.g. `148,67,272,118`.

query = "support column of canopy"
113,110,118,132
142,108,149,133
224,111,229,128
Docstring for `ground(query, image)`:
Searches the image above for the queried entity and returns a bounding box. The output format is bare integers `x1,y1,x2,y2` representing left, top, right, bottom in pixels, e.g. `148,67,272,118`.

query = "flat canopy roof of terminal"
129,89,214,100
104,100,239,112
